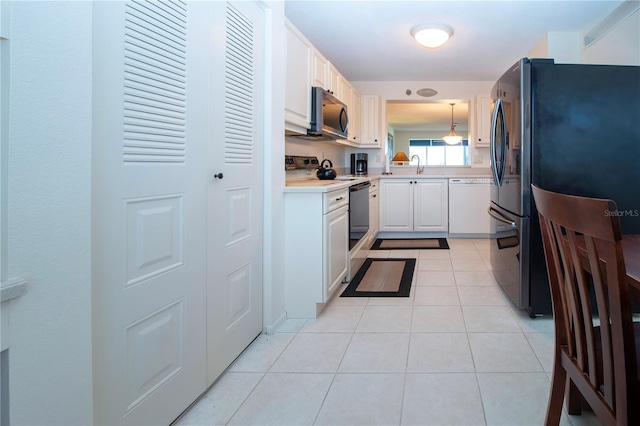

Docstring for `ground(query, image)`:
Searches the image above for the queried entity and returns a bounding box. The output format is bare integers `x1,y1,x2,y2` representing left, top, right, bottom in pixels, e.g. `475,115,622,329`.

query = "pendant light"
443,103,462,145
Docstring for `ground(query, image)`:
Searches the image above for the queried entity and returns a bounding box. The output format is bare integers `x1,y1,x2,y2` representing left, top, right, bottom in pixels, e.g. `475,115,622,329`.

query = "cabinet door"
369,189,379,238
379,179,413,232
328,63,340,98
284,21,311,133
414,179,449,232
360,95,381,148
311,48,328,89
323,204,348,301
350,90,361,144
475,94,491,147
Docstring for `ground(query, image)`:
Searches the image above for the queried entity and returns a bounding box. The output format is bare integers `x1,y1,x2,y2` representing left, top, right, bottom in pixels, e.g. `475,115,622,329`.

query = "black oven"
349,181,370,250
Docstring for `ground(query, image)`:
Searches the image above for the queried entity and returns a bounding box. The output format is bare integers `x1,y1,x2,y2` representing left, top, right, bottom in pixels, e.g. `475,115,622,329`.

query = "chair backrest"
531,184,639,425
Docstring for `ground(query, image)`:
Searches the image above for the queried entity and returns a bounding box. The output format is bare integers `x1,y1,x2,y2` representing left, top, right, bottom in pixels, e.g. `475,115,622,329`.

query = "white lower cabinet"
285,188,349,318
368,179,380,245
324,203,349,299
379,178,448,232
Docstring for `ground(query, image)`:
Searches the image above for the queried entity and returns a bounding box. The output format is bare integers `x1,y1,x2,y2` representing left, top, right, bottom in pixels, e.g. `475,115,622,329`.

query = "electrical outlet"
473,154,483,163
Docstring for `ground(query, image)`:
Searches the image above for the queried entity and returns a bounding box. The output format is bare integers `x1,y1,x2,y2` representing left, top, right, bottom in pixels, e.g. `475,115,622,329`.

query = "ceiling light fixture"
410,23,454,48
443,103,463,145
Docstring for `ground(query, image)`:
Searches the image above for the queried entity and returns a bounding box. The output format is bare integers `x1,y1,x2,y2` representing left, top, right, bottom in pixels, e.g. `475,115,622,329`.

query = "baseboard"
264,311,287,335
448,233,491,239
376,231,449,239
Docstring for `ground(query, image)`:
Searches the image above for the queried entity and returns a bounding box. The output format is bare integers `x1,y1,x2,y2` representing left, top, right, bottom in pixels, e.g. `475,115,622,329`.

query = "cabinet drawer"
324,189,348,213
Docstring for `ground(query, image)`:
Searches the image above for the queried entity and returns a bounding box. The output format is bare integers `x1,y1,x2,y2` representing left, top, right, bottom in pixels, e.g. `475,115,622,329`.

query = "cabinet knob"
214,172,224,179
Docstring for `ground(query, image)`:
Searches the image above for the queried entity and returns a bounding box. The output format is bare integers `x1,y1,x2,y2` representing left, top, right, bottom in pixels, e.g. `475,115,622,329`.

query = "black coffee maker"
350,153,368,175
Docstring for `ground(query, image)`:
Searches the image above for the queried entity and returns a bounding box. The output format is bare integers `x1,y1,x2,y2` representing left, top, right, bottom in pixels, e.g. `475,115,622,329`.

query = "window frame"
409,138,470,166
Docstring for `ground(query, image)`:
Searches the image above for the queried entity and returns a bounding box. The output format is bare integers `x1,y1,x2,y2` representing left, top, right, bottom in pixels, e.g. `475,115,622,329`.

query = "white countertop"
284,171,492,193
284,176,370,193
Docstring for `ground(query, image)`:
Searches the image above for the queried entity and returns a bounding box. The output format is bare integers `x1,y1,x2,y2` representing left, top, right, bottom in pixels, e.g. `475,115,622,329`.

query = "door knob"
213,172,224,179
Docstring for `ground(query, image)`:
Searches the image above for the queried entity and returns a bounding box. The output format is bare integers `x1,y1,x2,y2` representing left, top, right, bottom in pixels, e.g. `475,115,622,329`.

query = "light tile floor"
176,239,600,426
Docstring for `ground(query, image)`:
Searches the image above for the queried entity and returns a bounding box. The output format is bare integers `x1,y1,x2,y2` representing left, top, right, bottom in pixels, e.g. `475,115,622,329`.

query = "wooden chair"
531,184,640,426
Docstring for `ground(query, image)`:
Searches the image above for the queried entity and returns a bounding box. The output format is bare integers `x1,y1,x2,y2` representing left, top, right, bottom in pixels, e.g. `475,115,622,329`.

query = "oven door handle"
487,207,517,228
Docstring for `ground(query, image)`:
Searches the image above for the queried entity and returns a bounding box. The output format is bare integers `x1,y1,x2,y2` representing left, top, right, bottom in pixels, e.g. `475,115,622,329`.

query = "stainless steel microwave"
308,87,349,140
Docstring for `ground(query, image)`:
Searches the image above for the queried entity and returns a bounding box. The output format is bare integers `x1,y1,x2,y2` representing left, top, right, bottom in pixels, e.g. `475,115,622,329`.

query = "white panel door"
92,1,209,424
379,179,413,231
206,1,264,384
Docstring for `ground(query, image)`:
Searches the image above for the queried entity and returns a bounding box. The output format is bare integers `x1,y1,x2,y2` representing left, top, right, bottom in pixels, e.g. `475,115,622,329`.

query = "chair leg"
565,378,582,415
545,358,567,426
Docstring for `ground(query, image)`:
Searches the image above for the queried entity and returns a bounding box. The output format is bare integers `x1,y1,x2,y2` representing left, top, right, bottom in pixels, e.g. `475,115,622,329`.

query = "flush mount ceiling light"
443,103,463,145
410,23,454,48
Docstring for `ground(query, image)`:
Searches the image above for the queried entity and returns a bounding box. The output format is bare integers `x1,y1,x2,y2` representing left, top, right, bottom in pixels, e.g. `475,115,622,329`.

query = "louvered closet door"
92,1,209,424
206,1,265,384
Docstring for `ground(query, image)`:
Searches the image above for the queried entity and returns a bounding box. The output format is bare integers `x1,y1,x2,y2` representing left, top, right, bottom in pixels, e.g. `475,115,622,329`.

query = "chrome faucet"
411,155,424,174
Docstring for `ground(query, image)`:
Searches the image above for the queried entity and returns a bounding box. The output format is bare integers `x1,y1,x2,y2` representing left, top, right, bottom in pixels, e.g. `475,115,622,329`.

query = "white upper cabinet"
284,19,371,146
475,94,492,147
284,20,312,134
351,90,361,144
311,48,329,90
360,95,382,148
337,81,361,147
328,63,341,99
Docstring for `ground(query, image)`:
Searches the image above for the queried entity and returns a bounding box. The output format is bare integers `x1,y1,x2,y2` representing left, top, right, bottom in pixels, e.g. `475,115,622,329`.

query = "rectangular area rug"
371,238,449,250
340,258,416,297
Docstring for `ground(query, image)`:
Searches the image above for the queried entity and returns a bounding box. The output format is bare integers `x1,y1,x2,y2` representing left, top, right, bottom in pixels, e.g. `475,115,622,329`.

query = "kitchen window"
409,139,470,166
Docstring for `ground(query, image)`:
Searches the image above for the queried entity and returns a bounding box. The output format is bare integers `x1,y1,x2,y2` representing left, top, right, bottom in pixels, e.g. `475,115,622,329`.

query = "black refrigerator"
488,58,640,317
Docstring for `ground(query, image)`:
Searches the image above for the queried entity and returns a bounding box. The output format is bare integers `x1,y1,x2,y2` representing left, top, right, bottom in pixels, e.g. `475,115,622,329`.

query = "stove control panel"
284,155,320,170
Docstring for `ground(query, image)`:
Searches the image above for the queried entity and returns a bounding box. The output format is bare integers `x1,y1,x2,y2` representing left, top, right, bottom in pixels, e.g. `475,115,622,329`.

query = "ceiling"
284,0,625,82
284,0,626,133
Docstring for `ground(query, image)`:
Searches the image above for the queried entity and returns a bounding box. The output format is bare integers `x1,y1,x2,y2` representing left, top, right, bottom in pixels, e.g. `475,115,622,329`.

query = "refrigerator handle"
487,207,517,228
490,98,502,186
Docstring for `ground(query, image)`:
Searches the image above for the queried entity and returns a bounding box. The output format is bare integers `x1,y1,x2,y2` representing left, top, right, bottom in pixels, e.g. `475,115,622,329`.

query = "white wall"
7,2,93,424
527,31,582,63
582,8,640,65
263,1,288,332
284,136,347,167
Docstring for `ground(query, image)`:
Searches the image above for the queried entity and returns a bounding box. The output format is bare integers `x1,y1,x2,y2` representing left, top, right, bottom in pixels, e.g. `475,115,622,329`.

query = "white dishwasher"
448,178,492,235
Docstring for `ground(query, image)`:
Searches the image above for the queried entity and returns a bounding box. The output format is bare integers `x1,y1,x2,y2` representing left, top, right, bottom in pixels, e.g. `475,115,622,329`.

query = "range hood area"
286,87,349,141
